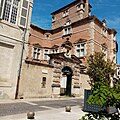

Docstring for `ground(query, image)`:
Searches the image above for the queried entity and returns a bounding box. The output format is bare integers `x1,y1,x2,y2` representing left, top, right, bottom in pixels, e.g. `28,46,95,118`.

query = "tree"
80,52,120,120
87,52,115,87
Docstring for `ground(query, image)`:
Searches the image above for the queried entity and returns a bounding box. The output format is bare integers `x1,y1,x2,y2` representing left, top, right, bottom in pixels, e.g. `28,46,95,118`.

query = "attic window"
64,20,71,26
102,27,107,37
62,9,69,17
52,15,56,22
76,4,85,11
45,33,50,39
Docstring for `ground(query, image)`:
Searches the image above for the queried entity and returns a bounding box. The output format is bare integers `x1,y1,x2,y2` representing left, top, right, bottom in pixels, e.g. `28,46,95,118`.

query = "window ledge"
62,33,72,37
1,20,19,29
62,14,69,18
33,58,40,61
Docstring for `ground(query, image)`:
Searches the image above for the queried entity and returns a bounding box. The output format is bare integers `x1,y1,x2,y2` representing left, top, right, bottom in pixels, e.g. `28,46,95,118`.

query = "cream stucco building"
0,0,33,99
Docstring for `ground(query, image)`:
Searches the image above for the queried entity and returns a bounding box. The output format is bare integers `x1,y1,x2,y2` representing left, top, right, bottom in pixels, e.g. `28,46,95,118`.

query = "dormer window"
113,34,116,40
64,20,71,26
102,27,107,37
62,9,69,17
76,3,85,11
45,33,50,39
52,15,56,22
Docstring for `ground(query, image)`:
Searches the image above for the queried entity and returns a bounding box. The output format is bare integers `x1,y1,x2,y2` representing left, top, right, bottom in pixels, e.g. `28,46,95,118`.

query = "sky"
31,0,120,64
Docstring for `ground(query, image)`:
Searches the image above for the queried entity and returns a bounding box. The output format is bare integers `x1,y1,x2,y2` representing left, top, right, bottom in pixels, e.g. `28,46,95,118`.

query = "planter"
106,106,117,114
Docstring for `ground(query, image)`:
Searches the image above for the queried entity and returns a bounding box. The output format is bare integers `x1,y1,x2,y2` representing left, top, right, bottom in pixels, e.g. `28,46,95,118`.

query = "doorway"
60,66,73,96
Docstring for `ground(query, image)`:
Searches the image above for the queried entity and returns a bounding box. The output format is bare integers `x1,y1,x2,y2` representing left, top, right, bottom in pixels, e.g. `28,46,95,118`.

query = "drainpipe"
15,27,27,99
15,3,30,99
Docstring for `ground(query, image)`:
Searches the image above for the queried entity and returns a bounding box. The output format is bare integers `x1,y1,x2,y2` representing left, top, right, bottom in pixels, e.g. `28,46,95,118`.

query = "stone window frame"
51,48,58,54
102,27,107,37
62,9,69,17
32,46,41,60
2,0,19,24
75,42,86,58
41,77,46,88
44,49,49,60
44,33,51,39
52,15,56,22
63,26,72,36
19,0,29,28
101,43,107,60
76,3,85,11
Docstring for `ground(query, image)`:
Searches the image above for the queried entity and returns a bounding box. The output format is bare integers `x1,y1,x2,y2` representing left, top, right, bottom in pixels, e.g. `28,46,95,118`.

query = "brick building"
18,0,117,98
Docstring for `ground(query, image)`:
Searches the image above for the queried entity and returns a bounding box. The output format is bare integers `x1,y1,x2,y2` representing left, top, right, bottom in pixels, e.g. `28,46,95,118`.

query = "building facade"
0,0,33,99
18,0,117,98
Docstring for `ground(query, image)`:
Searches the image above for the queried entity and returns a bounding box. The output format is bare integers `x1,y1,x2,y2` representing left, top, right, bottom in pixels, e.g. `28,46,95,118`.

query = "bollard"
65,106,71,112
27,112,35,119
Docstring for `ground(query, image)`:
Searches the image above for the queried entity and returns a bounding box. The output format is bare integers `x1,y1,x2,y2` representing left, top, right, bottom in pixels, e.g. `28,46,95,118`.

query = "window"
41,77,46,88
118,70,120,76
102,27,107,37
2,0,19,24
51,49,58,54
63,27,72,35
45,33,50,39
64,20,71,26
102,46,107,60
33,47,40,60
52,15,56,22
0,0,5,19
44,49,49,60
76,43,85,57
19,0,29,28
76,4,84,11
62,9,69,17
101,43,107,60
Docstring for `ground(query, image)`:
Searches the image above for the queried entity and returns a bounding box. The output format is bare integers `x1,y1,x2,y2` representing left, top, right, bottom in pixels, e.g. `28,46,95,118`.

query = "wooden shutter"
0,0,5,19
19,0,29,28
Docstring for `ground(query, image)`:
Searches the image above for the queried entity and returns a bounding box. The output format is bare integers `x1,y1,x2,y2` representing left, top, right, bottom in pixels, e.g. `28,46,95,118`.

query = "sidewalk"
0,97,85,120
0,96,84,104
0,105,86,120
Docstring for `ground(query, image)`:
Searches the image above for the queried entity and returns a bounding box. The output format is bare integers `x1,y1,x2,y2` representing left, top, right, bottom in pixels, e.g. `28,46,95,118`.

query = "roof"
30,24,52,33
51,0,92,15
30,16,117,36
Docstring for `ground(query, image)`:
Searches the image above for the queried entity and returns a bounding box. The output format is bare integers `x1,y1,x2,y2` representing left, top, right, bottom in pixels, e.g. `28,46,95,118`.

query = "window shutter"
0,0,5,19
19,0,29,28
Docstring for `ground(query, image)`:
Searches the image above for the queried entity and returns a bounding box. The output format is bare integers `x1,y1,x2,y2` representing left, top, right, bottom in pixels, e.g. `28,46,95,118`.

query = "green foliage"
80,52,120,120
87,52,115,87
80,111,120,120
87,82,120,107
